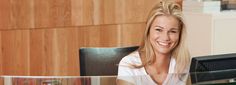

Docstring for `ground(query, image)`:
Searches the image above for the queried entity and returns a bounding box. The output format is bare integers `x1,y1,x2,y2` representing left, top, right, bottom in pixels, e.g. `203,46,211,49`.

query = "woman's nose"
160,32,170,41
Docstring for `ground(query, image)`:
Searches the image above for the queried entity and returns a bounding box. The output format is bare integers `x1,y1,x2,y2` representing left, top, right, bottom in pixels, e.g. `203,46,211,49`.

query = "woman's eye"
155,29,162,32
170,30,179,33
171,31,177,33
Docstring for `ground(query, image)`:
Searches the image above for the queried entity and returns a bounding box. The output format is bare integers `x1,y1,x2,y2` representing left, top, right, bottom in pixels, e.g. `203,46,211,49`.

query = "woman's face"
149,15,180,55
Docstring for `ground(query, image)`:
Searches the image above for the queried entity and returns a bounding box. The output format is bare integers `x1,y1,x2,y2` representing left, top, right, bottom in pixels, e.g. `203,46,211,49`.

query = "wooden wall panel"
99,25,120,46
0,23,146,76
1,30,30,75
55,28,79,76
101,0,117,25
0,0,72,29
30,28,79,76
71,0,94,26
80,25,120,47
0,0,34,29
29,29,45,75
77,23,145,47
0,31,2,75
117,0,159,24
10,0,34,29
0,32,3,85
34,0,72,28
0,0,160,76
71,0,160,26
0,0,11,29
120,23,146,46
1,0,159,29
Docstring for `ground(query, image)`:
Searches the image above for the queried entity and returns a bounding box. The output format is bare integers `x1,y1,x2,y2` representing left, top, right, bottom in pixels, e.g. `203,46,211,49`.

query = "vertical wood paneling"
121,23,146,46
80,25,120,47
29,29,46,75
77,27,86,48
92,0,117,25
60,28,80,76
116,0,160,24
71,0,160,26
1,0,159,29
55,28,79,75
102,0,116,24
71,0,94,26
99,25,120,46
83,26,101,47
30,28,79,76
0,31,2,75
34,0,72,28
0,0,11,29
92,0,105,25
120,0,148,23
0,0,160,76
34,0,50,28
1,30,30,75
10,0,34,29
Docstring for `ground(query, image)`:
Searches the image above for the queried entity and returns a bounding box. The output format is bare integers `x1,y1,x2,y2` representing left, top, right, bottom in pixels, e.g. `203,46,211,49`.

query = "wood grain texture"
1,30,30,75
0,0,160,76
0,0,34,29
0,0,159,29
10,0,34,29
0,0,11,29
120,23,146,46
0,31,2,75
30,28,79,76
71,0,94,26
80,25,120,47
0,24,145,75
34,0,72,28
71,0,160,26
117,0,159,24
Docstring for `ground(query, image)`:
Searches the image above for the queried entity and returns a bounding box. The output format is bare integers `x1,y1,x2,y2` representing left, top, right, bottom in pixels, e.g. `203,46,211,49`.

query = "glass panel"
1,70,236,85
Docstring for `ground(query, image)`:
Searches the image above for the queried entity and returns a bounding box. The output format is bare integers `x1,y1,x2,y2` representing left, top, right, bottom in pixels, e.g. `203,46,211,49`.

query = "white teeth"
158,42,169,46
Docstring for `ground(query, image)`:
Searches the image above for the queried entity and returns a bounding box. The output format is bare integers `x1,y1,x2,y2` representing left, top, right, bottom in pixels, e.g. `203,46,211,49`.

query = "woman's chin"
156,49,171,55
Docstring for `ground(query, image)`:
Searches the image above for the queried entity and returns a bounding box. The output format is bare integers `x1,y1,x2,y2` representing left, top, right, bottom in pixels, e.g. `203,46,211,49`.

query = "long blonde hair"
138,1,190,74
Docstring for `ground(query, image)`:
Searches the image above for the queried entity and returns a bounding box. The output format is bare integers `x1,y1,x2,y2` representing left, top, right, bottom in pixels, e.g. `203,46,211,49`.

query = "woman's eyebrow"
170,28,179,30
170,28,180,30
154,26,179,30
154,26,164,29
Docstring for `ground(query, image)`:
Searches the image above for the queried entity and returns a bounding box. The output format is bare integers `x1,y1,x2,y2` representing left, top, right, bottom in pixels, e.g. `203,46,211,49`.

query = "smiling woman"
117,1,190,85
149,16,180,56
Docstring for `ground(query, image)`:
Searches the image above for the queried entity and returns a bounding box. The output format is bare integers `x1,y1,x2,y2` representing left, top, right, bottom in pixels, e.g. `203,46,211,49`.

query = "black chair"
79,46,139,76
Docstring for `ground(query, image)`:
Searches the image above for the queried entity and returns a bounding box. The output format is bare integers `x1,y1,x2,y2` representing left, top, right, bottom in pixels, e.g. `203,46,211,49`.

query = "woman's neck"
145,53,171,84
152,53,171,71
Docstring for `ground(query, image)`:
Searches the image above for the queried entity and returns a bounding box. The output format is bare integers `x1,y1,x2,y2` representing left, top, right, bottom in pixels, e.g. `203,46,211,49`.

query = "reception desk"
1,70,236,85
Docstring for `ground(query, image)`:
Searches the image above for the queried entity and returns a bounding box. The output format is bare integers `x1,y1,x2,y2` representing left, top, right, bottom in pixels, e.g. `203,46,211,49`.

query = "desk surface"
1,70,236,85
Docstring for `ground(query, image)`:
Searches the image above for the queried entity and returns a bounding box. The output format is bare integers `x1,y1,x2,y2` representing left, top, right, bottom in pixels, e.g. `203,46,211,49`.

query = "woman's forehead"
151,16,180,29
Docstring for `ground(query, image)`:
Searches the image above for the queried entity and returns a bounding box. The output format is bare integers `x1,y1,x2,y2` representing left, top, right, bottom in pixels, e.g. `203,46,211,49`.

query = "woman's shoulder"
119,51,142,65
118,51,147,76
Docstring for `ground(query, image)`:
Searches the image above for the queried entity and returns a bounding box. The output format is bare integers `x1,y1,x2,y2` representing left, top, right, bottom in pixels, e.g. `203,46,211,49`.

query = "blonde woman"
117,1,190,85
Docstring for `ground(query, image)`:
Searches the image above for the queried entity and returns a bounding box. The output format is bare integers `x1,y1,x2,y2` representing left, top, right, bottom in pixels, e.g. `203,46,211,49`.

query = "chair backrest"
79,46,139,76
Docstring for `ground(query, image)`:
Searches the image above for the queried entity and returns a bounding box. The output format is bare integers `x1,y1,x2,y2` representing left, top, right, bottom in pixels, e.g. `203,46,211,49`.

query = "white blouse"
117,51,188,85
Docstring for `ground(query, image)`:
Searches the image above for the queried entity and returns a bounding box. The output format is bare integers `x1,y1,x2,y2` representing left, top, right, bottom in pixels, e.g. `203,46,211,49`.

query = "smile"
157,42,170,47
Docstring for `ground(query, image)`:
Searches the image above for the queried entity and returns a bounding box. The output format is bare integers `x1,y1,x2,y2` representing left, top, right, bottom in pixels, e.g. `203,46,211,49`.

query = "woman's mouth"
157,42,170,47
